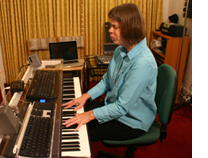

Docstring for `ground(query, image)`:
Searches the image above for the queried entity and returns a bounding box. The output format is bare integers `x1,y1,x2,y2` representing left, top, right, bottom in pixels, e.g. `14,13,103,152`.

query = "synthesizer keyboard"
26,70,59,99
94,55,112,66
61,77,91,157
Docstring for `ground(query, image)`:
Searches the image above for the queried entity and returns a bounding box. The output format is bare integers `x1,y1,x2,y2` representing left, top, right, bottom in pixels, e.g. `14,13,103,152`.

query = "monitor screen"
49,41,78,60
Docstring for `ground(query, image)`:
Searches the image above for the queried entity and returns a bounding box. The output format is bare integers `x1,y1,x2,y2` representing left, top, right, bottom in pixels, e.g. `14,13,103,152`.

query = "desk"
85,57,108,91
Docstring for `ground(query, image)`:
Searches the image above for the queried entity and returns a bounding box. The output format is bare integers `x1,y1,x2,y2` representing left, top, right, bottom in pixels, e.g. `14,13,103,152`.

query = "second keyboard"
26,70,59,99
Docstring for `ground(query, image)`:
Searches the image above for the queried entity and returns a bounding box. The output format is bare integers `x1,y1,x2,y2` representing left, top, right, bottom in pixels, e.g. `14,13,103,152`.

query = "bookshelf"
150,31,190,96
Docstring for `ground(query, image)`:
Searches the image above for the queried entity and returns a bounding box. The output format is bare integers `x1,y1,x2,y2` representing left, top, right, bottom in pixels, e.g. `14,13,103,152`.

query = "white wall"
163,0,170,23
0,42,6,84
163,0,192,97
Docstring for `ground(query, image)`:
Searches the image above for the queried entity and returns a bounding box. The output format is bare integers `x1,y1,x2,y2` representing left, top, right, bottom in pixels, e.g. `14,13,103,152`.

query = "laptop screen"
49,41,78,60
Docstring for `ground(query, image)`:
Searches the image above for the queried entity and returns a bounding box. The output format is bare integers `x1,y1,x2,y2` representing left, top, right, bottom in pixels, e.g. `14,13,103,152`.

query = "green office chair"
97,64,177,158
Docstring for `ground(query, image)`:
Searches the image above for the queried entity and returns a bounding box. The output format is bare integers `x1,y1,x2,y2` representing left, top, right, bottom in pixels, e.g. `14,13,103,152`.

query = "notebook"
49,41,83,67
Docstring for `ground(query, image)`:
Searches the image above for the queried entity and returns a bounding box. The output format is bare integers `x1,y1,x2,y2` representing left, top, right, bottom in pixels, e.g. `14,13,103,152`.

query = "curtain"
0,0,163,84
27,0,84,59
0,0,28,84
0,0,84,84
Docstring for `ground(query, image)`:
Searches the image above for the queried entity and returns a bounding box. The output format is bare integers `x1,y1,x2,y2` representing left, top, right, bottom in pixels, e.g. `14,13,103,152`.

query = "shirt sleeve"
93,61,156,124
87,73,110,100
87,46,121,100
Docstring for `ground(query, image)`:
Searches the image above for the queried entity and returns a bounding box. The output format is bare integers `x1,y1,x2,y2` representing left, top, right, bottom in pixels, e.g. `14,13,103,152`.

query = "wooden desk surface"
41,65,83,71
40,59,84,71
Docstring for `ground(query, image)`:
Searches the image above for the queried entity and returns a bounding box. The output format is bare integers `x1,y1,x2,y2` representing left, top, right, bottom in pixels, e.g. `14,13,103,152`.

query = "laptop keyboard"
63,60,78,64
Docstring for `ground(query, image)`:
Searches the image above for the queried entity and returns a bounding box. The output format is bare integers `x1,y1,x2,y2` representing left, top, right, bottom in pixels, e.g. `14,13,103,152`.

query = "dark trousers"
86,101,146,142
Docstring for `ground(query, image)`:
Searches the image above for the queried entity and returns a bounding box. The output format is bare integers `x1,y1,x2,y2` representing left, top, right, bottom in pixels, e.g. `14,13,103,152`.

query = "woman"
62,3,157,142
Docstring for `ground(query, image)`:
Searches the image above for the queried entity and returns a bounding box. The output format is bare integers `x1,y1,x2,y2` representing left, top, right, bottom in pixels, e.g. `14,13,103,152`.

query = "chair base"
97,146,136,158
97,151,123,158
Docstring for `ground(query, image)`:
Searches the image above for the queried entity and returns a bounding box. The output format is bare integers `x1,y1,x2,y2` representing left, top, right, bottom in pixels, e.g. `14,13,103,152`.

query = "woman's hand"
61,93,91,111
63,110,95,131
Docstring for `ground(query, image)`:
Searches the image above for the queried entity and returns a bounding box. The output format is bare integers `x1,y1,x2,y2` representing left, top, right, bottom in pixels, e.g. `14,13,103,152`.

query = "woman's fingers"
61,100,73,107
63,111,95,131
62,100,78,109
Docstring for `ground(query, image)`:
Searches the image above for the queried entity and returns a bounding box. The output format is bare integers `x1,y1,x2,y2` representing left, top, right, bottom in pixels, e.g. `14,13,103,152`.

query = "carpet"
90,105,192,158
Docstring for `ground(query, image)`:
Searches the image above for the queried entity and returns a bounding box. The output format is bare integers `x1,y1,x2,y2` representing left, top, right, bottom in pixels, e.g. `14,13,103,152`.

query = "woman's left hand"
63,110,95,131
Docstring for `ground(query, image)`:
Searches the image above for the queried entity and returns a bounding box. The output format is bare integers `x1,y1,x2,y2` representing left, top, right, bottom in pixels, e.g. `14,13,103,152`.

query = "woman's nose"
109,27,113,33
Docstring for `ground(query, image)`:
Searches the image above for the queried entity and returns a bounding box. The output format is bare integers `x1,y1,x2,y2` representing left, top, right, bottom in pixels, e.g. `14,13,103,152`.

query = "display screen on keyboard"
26,70,59,99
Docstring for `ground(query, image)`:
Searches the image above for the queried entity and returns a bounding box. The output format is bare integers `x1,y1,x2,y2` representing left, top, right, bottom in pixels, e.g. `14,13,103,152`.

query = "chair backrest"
155,64,177,141
27,37,56,55
57,36,84,47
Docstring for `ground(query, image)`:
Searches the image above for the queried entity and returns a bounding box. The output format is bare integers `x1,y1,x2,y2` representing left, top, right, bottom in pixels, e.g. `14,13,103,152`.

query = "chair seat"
102,120,160,147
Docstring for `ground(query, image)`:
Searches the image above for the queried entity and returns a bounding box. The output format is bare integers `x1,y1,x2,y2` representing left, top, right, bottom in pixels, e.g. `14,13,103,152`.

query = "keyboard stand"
85,57,108,92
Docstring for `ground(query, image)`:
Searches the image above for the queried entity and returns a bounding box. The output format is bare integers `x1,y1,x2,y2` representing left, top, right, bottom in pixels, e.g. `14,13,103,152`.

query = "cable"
0,87,11,107
174,97,192,119
1,61,31,108
174,104,192,119
81,55,97,92
0,84,32,116
9,96,32,108
19,63,30,71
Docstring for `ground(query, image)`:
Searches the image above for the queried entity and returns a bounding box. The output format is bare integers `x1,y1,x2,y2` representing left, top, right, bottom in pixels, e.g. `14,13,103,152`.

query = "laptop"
49,41,83,67
95,43,118,66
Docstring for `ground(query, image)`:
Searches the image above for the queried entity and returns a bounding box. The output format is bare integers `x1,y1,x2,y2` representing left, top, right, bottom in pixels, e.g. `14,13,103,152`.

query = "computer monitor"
49,41,78,61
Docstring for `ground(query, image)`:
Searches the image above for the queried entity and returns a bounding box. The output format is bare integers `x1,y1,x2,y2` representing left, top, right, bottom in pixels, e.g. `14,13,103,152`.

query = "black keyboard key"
63,95,75,98
63,82,74,86
62,141,80,145
62,129,77,132
62,124,78,129
61,148,80,151
62,136,79,139
63,90,75,94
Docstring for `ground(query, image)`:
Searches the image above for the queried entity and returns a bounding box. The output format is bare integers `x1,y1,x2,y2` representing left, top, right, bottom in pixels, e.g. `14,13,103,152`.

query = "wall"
163,0,170,23
163,0,192,97
0,42,6,84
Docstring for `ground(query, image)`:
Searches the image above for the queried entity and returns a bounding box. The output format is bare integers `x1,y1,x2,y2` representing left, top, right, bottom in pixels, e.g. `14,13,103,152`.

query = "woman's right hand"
61,93,91,111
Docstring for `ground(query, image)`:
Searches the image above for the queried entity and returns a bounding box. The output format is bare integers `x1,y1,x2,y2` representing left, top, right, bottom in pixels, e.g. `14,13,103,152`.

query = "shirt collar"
119,37,147,60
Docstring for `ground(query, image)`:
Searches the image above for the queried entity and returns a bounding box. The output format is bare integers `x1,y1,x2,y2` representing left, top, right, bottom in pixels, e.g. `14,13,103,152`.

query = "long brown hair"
108,3,146,45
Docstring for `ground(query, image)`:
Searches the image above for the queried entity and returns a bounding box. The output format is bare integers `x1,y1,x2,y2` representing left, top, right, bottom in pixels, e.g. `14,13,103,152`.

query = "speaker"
27,52,42,67
105,22,112,43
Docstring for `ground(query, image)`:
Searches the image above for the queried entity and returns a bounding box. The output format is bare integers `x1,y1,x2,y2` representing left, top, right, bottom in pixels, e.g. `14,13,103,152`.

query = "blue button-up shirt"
88,38,158,132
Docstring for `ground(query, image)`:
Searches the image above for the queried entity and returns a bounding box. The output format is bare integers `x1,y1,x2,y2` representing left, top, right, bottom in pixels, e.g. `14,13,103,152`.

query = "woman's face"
109,19,124,46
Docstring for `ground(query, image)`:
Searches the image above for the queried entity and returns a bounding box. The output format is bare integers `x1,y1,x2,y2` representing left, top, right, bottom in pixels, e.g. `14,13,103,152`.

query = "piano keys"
61,77,91,158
